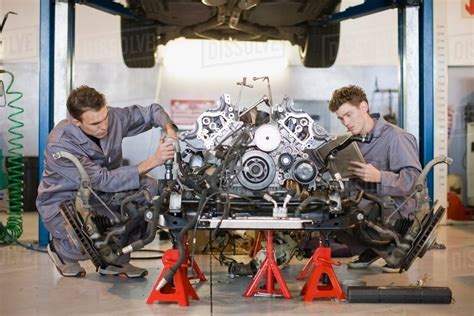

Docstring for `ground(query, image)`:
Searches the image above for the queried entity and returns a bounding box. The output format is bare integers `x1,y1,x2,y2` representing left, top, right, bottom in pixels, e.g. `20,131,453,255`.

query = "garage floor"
0,210,473,316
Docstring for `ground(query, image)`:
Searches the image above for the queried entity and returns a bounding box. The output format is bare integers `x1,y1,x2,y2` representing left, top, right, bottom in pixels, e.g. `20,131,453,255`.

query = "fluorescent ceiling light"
162,38,288,77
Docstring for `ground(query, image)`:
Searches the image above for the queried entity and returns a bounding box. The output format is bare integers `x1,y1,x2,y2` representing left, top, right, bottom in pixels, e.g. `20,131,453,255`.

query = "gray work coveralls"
36,104,173,262
337,114,422,254
356,114,422,218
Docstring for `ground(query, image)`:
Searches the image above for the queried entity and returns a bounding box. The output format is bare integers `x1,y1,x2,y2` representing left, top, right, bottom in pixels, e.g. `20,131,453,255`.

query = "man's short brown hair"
67,85,106,121
328,85,368,112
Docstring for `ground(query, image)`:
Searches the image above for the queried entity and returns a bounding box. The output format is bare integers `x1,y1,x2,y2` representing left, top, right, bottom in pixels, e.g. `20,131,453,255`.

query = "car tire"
120,17,158,68
299,22,340,68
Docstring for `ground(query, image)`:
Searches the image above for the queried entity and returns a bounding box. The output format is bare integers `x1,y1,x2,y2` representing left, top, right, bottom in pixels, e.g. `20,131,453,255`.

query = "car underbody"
120,0,341,67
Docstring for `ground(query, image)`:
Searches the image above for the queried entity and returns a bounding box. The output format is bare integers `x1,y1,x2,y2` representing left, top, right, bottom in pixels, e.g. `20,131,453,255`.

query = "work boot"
47,243,86,277
98,262,148,278
347,249,380,269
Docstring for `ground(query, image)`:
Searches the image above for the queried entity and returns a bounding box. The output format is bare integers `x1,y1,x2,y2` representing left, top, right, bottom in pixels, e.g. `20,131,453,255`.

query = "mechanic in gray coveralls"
37,85,177,278
328,85,422,272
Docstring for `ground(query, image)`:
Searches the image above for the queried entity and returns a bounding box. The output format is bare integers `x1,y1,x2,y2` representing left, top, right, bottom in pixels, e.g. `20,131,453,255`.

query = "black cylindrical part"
347,286,452,304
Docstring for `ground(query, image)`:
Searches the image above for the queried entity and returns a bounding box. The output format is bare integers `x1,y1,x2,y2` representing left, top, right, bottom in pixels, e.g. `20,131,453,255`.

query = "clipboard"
315,134,366,178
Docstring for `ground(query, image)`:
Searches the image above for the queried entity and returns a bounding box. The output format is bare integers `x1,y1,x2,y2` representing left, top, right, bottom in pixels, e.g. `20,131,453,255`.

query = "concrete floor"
0,210,473,315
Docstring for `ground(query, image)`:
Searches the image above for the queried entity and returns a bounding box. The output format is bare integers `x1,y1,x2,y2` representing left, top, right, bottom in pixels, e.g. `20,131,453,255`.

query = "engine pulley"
237,150,276,190
254,124,281,152
278,153,294,170
293,159,317,184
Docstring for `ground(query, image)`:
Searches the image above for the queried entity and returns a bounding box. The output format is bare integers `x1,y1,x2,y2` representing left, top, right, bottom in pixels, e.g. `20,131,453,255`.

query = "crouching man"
328,85,422,272
37,85,176,277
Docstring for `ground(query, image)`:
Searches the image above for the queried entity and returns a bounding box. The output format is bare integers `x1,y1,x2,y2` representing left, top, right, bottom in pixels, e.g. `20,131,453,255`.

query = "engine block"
180,94,330,193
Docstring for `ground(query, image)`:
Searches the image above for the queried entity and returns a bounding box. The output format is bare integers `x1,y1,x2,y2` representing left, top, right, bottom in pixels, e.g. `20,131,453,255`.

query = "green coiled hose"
0,70,24,244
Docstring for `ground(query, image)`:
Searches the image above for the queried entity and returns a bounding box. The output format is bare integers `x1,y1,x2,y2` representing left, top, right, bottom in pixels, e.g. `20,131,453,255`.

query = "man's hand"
348,161,381,183
138,138,175,174
153,137,175,166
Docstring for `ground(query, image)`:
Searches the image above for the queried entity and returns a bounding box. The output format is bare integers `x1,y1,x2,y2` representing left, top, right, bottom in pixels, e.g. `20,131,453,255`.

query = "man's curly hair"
67,85,106,121
328,85,368,112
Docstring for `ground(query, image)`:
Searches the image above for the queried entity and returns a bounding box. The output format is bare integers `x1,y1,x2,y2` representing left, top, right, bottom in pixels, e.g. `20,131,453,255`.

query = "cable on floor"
14,239,47,253
0,232,47,253
130,249,164,260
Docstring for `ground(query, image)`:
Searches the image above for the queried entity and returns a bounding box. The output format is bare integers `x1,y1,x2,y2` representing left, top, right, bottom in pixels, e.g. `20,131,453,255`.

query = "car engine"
57,89,450,278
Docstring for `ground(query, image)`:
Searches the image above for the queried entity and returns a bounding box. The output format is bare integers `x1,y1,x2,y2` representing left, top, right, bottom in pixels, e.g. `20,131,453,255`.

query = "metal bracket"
311,0,421,27
75,0,143,20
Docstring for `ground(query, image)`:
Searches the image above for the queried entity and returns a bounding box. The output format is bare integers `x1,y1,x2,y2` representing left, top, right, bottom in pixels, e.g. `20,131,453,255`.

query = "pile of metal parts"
57,87,450,282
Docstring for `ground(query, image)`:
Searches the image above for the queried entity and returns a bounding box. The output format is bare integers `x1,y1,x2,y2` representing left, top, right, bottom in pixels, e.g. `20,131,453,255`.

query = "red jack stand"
184,237,207,281
243,230,292,298
250,231,264,258
300,246,345,301
296,254,313,280
146,249,199,306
